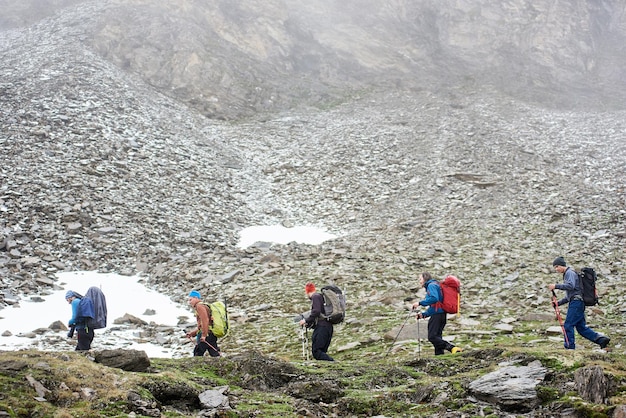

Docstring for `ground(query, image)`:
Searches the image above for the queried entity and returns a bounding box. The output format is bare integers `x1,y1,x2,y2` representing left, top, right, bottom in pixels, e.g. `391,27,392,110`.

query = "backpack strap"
196,302,213,325
431,281,444,310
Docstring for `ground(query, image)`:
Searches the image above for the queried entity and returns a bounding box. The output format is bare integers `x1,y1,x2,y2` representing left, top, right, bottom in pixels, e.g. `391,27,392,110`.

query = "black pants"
312,324,334,361
193,333,220,357
76,327,94,351
427,313,453,355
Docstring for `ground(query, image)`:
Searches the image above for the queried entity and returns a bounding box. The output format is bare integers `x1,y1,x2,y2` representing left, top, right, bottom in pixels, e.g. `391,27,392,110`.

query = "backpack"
84,286,108,329
320,285,346,324
578,267,599,306
77,297,95,324
437,275,461,314
201,301,230,338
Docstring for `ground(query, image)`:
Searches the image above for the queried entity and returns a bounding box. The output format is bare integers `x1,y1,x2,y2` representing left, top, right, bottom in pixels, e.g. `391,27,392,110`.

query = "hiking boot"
597,336,610,349
451,347,463,354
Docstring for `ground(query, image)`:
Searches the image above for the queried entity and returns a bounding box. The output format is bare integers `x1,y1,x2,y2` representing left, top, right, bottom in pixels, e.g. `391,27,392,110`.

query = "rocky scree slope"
0,0,625,363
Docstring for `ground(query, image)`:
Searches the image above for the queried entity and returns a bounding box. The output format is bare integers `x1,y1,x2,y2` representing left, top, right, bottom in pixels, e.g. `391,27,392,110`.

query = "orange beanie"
305,282,316,293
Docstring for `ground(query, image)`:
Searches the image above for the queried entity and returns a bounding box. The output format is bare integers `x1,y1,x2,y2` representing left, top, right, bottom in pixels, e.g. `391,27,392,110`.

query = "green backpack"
206,301,230,338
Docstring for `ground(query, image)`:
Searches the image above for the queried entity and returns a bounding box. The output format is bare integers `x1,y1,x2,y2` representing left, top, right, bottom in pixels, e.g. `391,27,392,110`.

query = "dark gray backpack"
84,286,108,329
320,285,346,324
578,267,599,306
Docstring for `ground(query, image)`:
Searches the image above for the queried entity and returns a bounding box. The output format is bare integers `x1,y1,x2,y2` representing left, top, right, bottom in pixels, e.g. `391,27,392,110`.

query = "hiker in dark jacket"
299,282,334,361
548,257,610,350
412,272,461,356
186,290,220,357
65,290,94,351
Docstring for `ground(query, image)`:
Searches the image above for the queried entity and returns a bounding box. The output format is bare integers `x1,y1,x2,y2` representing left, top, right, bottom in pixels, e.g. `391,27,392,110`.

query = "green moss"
536,385,560,403
235,392,295,415
0,341,625,417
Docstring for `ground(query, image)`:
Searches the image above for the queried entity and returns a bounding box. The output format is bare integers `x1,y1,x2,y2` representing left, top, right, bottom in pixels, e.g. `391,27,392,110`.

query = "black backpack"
578,267,599,306
320,285,346,324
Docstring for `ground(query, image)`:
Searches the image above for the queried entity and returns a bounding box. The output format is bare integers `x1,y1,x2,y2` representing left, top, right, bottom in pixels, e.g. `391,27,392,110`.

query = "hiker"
412,272,462,355
186,290,220,357
298,282,334,361
65,290,94,351
548,257,610,350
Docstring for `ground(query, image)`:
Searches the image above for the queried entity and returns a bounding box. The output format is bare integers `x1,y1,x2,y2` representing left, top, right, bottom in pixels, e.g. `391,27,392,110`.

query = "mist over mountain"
2,0,625,119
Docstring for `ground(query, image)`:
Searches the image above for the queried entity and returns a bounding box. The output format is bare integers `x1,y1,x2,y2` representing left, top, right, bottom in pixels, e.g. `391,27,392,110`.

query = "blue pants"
563,300,601,349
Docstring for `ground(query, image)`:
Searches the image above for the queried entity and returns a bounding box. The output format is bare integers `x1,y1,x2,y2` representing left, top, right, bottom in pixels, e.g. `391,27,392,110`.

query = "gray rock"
198,385,230,409
468,360,547,412
93,349,151,372
574,365,610,404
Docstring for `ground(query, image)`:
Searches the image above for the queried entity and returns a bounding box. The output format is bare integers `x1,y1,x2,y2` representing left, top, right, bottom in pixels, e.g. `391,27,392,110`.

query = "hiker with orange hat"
299,282,335,361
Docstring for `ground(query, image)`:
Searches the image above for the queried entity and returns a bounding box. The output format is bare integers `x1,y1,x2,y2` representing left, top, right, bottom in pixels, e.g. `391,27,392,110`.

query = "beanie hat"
188,290,201,299
552,257,566,267
65,290,74,299
305,282,316,293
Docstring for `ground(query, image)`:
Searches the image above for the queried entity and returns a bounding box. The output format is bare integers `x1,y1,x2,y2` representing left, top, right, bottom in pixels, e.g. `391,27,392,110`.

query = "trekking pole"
300,326,305,359
417,317,421,360
551,290,570,348
300,326,310,361
385,310,415,358
201,340,221,356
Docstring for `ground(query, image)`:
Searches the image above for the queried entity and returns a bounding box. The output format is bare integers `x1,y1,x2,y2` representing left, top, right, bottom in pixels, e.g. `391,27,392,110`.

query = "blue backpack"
77,296,95,324
83,286,108,329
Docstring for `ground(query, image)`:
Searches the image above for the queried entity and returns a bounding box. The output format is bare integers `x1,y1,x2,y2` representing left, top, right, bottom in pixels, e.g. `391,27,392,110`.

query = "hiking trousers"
76,327,94,351
427,313,454,355
193,333,220,357
312,324,334,361
563,300,601,349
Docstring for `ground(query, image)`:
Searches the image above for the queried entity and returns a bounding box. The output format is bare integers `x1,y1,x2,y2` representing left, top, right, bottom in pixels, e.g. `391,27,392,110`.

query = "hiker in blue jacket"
65,290,94,351
412,272,461,356
548,257,610,350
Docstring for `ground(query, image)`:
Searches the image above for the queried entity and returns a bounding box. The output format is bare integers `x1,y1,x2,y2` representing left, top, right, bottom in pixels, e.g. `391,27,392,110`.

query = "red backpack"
437,275,461,314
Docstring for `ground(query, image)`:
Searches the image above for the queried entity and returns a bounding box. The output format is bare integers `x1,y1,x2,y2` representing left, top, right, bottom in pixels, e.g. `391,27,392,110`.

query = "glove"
416,312,423,320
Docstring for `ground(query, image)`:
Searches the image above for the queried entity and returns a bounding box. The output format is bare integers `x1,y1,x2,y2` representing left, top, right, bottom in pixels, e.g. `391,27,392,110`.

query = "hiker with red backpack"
412,272,462,356
186,290,220,357
548,257,610,350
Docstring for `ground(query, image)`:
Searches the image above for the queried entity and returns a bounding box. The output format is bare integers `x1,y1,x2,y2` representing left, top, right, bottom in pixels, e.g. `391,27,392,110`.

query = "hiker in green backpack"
548,257,610,350
412,273,462,356
186,290,220,357
298,282,334,361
